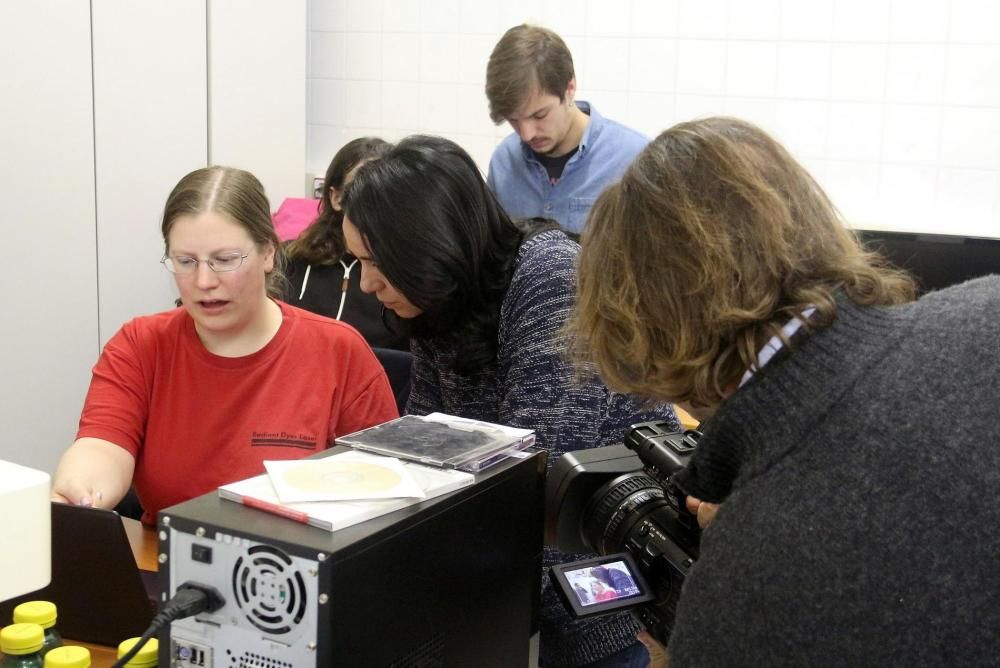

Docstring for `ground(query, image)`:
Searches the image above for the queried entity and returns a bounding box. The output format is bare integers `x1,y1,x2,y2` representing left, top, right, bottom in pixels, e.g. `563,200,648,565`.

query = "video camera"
544,420,702,646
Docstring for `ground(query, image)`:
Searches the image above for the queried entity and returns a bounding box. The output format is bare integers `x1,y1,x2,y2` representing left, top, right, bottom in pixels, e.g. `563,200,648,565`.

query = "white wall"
306,0,1000,238
90,0,307,347
93,0,209,342
0,0,306,472
210,0,308,203
0,0,100,473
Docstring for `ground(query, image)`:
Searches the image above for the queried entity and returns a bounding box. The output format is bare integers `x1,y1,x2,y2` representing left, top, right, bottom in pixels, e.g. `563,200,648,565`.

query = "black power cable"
111,581,225,668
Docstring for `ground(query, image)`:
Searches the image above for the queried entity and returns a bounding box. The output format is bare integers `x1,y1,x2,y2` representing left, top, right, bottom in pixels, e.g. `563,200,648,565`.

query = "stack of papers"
218,450,475,532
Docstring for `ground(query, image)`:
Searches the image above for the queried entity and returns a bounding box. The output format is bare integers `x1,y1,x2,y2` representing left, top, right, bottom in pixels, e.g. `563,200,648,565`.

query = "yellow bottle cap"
0,622,45,654
116,637,159,666
13,600,58,629
43,645,92,668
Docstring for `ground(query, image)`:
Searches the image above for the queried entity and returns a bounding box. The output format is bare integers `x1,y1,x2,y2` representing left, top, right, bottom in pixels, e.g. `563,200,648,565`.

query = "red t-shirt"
77,301,399,524
595,589,617,602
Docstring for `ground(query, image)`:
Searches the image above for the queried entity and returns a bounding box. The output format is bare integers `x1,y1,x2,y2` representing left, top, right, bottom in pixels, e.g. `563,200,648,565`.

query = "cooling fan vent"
232,544,308,635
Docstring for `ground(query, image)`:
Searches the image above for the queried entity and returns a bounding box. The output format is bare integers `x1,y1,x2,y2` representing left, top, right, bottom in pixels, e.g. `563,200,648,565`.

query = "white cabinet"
93,0,209,341
0,1,305,471
0,0,100,473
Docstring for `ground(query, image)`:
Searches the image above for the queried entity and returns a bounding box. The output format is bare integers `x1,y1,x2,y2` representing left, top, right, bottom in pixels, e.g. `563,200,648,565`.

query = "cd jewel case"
335,413,536,472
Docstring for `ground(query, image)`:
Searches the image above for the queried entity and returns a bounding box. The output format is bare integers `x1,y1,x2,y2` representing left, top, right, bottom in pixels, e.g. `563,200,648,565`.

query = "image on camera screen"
566,560,642,606
550,553,654,619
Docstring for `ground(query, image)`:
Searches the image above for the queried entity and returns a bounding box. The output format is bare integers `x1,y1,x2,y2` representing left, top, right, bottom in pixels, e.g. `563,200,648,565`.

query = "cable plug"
111,581,226,668
171,581,226,617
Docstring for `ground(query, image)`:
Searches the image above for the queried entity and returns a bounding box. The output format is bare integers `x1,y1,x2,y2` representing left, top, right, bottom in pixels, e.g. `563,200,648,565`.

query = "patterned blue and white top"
407,228,679,667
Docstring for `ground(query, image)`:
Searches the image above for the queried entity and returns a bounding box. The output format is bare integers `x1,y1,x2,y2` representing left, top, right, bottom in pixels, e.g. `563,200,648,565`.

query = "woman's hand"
685,496,720,529
51,481,104,507
51,437,136,509
637,629,669,667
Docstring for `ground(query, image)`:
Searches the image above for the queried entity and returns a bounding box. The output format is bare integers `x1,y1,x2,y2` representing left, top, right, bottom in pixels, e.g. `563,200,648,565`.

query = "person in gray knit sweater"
570,116,1000,666
341,135,679,667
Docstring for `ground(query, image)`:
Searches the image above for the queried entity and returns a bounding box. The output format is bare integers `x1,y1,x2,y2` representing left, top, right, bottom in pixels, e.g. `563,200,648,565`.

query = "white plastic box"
0,459,50,601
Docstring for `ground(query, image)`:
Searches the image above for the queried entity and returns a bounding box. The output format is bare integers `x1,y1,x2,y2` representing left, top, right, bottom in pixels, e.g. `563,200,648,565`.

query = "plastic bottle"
116,638,158,667
41,647,90,668
12,602,62,656
0,623,45,667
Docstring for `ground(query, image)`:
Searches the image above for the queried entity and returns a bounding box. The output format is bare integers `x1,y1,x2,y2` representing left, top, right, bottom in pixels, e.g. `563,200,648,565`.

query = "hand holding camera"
684,496,719,529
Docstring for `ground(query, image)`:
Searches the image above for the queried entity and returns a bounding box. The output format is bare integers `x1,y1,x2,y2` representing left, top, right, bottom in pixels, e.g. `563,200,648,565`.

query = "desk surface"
64,517,158,666
123,516,159,572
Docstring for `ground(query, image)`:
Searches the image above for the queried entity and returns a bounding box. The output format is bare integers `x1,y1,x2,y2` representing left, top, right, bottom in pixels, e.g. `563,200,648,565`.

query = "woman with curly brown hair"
571,117,1000,666
283,137,407,350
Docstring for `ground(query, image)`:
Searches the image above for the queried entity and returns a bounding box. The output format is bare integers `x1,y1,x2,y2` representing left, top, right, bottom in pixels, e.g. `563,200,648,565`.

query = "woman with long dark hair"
283,137,407,350
341,134,678,668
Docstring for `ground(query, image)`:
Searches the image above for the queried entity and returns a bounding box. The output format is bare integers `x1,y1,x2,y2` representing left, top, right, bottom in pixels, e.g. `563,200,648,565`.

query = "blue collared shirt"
487,101,649,235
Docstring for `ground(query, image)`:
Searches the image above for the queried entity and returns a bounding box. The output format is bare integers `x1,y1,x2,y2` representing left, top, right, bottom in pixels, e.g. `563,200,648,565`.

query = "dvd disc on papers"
219,453,475,532
335,413,536,472
263,452,426,503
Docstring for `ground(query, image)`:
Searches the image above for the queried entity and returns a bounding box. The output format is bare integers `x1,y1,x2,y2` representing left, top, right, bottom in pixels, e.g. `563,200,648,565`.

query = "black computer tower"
157,448,545,667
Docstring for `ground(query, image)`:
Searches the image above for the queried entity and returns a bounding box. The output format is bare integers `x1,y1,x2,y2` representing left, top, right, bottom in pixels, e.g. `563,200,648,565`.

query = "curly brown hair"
285,137,391,265
570,117,916,406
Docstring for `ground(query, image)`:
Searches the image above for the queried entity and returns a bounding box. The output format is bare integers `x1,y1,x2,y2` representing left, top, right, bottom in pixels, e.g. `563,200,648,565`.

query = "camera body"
545,421,701,646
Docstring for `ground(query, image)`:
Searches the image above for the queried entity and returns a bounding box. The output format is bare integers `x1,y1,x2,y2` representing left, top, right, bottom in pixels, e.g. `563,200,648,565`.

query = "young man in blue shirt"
485,24,649,237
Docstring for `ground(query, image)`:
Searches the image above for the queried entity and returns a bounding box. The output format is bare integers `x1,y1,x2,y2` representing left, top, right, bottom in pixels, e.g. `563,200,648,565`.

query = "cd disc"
281,459,403,496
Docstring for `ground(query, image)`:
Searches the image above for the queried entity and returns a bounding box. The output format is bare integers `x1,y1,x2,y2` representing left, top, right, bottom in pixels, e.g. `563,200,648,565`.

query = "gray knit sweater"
408,230,679,667
670,276,1000,666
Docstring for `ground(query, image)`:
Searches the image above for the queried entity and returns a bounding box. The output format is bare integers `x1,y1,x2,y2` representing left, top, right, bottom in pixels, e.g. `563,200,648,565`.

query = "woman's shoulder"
101,308,190,357
278,303,387,384
519,227,577,252
279,301,374,347
514,229,579,278
903,275,1000,344
118,307,188,337
500,231,578,324
916,274,1000,308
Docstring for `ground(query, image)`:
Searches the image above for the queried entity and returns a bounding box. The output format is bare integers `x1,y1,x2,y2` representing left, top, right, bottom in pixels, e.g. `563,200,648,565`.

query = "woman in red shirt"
52,166,398,523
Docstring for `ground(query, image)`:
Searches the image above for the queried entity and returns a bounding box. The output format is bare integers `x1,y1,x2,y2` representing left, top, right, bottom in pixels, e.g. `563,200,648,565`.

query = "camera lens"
581,473,673,555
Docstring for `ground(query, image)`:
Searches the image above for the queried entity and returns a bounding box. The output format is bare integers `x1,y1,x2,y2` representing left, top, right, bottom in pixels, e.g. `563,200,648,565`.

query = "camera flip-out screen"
549,552,654,619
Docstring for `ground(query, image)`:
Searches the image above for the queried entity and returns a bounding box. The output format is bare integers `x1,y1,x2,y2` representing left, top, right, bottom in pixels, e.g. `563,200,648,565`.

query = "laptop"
0,503,157,647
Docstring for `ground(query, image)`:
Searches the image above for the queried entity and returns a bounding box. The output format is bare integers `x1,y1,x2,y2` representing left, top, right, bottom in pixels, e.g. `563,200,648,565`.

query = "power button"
191,543,213,564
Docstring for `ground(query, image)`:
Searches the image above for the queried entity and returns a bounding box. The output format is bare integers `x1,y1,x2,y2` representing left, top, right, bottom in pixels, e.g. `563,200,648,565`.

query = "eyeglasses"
161,251,250,274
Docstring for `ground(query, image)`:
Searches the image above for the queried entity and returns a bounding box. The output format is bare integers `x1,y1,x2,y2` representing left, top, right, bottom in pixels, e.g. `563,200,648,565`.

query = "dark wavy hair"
285,137,392,265
342,135,536,374
571,117,916,407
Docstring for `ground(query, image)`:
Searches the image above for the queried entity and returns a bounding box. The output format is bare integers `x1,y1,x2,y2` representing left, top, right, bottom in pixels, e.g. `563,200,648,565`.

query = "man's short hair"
486,24,576,124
